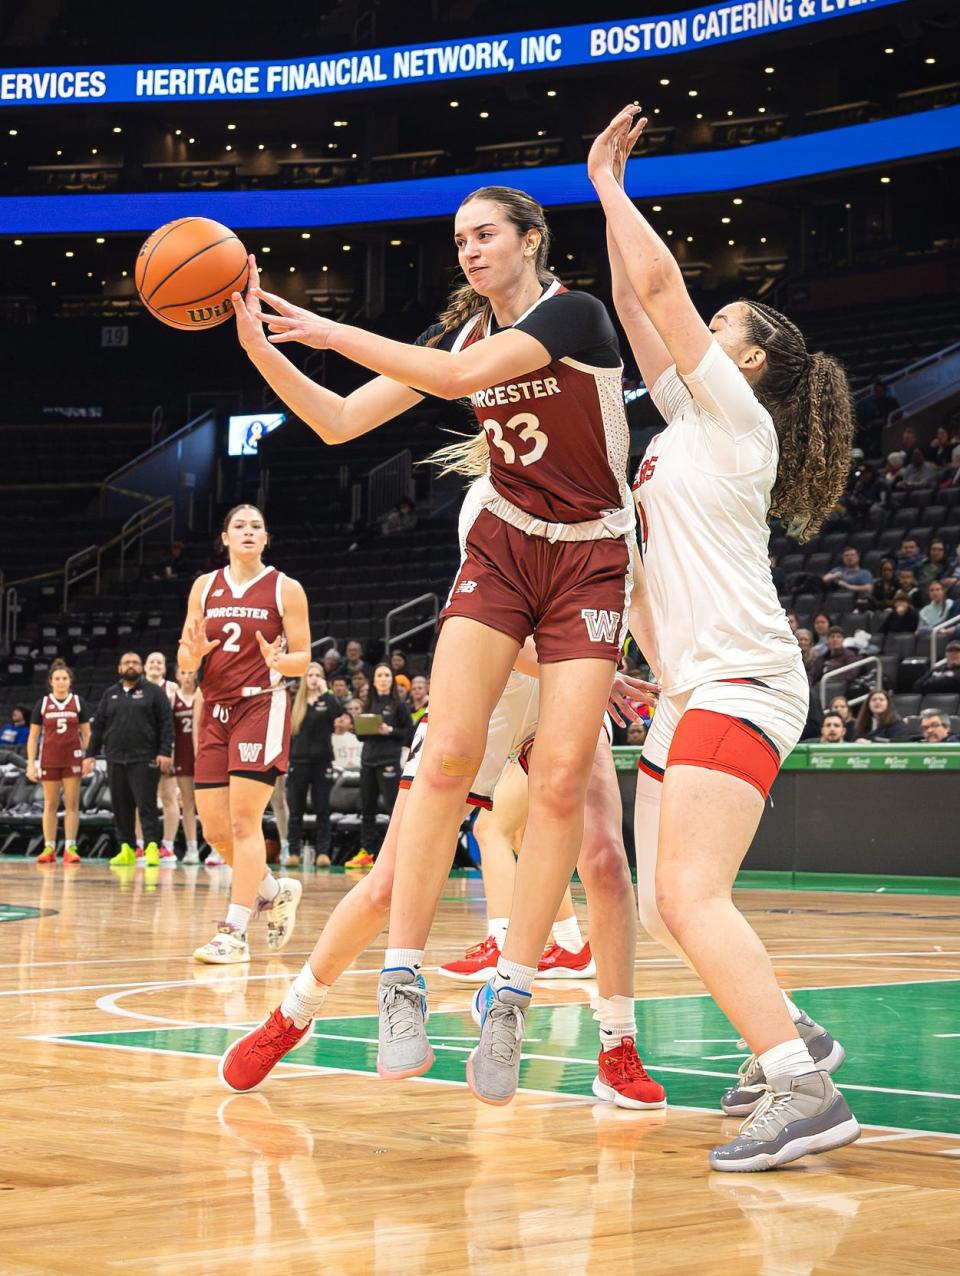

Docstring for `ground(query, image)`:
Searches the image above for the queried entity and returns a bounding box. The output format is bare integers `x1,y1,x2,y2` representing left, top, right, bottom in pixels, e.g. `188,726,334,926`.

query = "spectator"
919,580,959,633
896,568,922,609
927,425,953,468
83,651,174,864
881,592,919,636
330,675,351,706
0,706,29,749
828,694,855,740
920,711,959,744
321,648,344,680
287,662,339,869
784,610,799,635
872,558,899,611
846,465,883,524
808,627,861,687
811,612,833,655
901,448,940,490
342,639,373,683
942,547,960,594
769,554,785,594
351,664,413,869
856,379,899,433
389,648,410,678
625,720,647,746
915,641,960,693
408,674,429,724
350,668,369,696
346,696,364,722
820,711,847,743
394,674,412,701
331,711,362,772
854,689,907,742
896,538,927,574
158,541,186,579
883,451,907,497
379,497,418,536
821,500,853,535
918,539,950,588
796,628,816,675
822,546,873,597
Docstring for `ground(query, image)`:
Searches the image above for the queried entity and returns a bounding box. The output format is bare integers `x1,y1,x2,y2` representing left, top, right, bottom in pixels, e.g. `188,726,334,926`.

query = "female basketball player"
590,107,858,1170
233,188,637,1103
142,652,181,864
27,660,90,864
171,666,200,865
178,504,311,964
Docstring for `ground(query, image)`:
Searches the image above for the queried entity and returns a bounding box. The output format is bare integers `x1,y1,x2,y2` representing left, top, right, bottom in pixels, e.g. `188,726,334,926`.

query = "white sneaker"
194,923,250,965
182,847,201,866
205,850,227,868
261,878,303,952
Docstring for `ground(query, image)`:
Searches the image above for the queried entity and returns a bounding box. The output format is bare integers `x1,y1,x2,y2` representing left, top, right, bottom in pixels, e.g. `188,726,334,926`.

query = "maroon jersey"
423,282,630,524
199,565,287,707
32,693,87,769
170,688,196,775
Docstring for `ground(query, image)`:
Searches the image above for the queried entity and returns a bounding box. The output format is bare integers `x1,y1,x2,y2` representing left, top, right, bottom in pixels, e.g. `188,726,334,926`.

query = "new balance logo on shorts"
580,608,621,644
237,742,263,763
456,580,478,594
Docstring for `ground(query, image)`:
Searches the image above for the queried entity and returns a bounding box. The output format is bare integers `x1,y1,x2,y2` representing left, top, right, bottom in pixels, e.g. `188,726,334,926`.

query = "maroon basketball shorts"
440,510,630,663
37,763,82,781
194,690,290,787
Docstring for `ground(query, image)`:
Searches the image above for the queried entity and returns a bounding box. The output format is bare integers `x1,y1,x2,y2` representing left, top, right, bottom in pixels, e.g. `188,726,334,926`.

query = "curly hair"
742,300,855,543
426,186,555,478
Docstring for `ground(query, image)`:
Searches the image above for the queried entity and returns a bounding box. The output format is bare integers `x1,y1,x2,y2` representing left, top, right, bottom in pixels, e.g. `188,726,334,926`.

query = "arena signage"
0,0,907,106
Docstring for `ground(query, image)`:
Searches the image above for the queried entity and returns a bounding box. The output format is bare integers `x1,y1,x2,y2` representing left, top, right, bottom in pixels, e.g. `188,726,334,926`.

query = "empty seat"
893,693,921,717
892,507,919,528
920,693,960,715
883,633,917,657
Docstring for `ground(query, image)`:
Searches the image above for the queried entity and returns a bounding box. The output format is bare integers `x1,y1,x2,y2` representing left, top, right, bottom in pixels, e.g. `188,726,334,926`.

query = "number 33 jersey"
198,565,287,707
415,281,631,524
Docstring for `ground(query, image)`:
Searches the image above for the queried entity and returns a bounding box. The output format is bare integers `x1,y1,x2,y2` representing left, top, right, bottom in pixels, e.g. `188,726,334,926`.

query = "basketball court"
3,860,958,1274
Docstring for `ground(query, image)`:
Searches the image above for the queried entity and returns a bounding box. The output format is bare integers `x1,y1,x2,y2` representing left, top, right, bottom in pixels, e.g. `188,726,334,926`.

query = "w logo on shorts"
580,608,621,644
237,742,263,764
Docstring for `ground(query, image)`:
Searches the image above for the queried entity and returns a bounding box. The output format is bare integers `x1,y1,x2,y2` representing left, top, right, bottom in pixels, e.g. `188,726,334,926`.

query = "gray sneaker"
377,968,434,1079
466,979,530,1106
710,1070,860,1172
721,1012,846,1117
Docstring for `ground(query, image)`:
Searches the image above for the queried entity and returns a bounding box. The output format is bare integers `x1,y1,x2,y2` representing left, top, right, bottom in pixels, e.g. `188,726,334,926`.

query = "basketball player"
590,107,858,1170
234,184,636,1104
142,652,181,864
171,666,200,865
27,660,90,864
178,504,310,964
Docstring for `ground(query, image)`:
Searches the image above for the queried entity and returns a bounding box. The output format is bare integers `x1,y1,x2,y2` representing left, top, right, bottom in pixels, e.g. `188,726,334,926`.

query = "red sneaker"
437,934,501,983
536,941,596,979
218,1006,312,1093
592,1037,666,1109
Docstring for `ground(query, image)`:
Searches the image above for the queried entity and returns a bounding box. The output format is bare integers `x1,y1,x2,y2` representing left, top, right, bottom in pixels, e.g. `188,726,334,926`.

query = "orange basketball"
135,217,249,330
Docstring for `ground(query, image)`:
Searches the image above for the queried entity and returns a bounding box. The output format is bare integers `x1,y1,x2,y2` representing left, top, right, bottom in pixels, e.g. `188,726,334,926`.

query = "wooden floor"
2,859,960,1276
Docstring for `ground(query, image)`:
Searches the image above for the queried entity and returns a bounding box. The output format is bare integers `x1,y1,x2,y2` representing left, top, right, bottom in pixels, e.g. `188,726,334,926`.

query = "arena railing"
385,594,439,652
367,451,413,527
929,613,960,667
118,497,174,581
819,655,883,710
62,545,101,611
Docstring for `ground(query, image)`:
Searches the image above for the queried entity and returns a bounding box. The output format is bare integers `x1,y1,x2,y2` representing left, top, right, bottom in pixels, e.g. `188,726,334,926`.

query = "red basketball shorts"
440,510,630,663
194,690,290,787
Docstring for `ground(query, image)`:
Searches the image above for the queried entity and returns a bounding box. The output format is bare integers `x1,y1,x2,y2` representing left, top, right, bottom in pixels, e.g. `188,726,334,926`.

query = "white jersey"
633,340,799,695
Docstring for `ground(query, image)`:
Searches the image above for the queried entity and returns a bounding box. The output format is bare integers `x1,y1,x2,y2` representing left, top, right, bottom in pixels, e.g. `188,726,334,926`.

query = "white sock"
280,839,290,854
759,1037,816,1087
186,840,197,853
384,947,423,972
552,914,583,952
259,873,280,902
494,959,536,997
782,991,802,1023
593,994,637,1052
65,840,77,851
225,903,251,934
281,962,329,1028
486,917,509,948
162,839,174,852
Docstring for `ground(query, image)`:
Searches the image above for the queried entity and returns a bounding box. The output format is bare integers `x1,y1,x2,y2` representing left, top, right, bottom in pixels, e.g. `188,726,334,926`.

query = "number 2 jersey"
31,692,88,770
416,281,631,525
198,565,287,707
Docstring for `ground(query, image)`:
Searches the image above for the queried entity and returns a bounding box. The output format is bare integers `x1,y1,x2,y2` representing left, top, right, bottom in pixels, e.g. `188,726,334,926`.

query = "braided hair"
742,300,855,543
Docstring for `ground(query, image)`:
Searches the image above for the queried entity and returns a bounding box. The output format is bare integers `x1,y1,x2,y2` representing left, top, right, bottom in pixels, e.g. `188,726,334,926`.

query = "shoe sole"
435,966,499,984
265,879,303,952
376,1048,435,1081
709,1116,861,1172
466,1050,515,1107
218,1021,313,1092
592,1075,668,1110
193,950,251,965
535,963,597,979
721,1040,847,1117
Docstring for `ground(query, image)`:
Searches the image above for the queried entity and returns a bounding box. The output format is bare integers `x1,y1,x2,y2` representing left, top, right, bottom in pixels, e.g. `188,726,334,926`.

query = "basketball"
135,217,248,330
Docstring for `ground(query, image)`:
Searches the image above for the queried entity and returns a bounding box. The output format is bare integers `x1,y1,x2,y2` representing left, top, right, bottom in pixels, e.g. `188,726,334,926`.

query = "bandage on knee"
666,709,780,799
440,754,481,778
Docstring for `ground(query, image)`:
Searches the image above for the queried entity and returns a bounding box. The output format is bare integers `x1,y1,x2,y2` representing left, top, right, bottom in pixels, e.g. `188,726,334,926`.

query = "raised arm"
589,106,712,377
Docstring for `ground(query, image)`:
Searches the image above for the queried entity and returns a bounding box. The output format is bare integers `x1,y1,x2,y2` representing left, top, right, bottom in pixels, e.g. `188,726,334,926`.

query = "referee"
84,651,174,867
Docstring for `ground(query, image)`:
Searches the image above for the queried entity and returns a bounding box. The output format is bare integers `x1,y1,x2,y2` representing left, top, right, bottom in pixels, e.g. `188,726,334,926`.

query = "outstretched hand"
246,286,339,350
180,617,220,664
233,254,272,357
607,671,659,727
587,105,648,187
256,629,284,670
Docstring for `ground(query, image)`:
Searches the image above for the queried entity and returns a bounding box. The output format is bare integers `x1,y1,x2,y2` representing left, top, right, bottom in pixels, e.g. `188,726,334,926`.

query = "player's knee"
528,756,588,821
578,833,630,896
637,888,674,948
229,812,259,842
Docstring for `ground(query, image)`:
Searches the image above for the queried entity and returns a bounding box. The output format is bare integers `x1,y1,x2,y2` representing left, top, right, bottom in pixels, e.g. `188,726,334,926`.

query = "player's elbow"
435,364,469,401
632,256,682,304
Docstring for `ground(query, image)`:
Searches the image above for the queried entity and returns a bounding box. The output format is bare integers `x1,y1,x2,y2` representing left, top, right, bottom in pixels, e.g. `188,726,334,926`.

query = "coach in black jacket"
83,651,174,859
